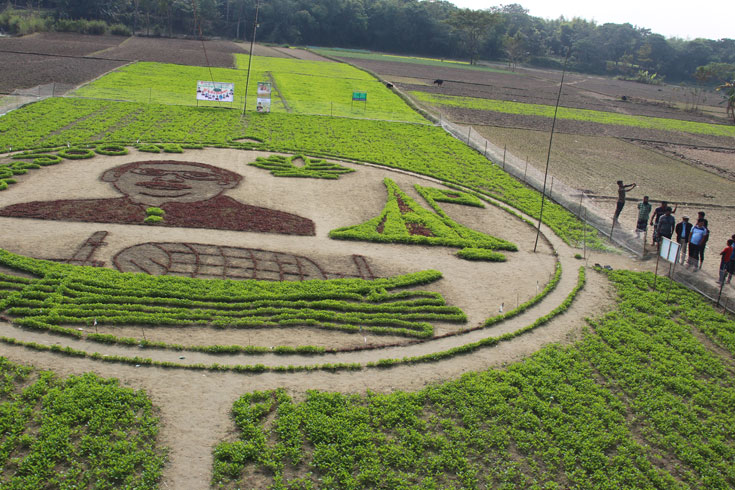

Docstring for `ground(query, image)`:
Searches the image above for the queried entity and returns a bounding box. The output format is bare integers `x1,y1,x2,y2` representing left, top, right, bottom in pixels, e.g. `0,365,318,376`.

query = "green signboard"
352,91,367,101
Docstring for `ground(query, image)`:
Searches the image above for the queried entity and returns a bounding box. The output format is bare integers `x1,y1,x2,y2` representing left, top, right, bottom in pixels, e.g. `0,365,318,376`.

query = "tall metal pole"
241,0,260,116
534,50,570,253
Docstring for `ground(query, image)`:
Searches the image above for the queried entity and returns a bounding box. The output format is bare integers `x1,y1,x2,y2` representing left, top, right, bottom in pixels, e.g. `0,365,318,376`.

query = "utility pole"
534,49,570,253
241,0,261,116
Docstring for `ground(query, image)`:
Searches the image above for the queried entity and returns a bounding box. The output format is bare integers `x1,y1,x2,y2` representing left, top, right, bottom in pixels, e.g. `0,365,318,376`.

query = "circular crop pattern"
95,144,129,156
31,154,63,166
58,148,95,159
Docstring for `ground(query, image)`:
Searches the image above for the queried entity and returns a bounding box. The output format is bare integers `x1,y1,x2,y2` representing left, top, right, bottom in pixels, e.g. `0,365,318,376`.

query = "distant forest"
2,0,735,82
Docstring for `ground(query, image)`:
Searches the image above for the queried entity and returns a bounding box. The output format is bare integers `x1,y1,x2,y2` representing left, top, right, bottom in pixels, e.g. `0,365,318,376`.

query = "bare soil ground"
270,46,334,62
94,36,250,67
0,51,126,93
0,32,126,56
637,142,735,180
0,33,291,94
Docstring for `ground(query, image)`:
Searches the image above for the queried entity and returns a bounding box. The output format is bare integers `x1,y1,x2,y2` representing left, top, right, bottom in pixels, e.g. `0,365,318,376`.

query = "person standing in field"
675,215,692,264
650,201,676,245
656,207,676,243
697,211,709,265
718,239,734,285
635,195,652,238
687,219,708,270
613,180,636,222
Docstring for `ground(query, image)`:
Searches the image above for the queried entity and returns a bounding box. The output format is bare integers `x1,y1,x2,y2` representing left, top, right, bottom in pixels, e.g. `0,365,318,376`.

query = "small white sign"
660,237,680,263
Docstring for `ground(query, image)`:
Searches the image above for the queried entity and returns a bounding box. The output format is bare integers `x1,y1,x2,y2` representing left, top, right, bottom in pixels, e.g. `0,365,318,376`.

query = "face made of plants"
102,161,239,206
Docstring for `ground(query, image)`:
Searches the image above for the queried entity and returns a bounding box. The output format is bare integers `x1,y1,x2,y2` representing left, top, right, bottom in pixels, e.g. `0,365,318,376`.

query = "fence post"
583,208,587,259
503,145,506,170
577,193,583,218
549,177,554,199
484,140,488,158
467,126,471,144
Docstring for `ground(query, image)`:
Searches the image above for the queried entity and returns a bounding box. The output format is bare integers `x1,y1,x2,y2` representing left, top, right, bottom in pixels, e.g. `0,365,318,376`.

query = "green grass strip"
411,91,735,138
0,266,584,373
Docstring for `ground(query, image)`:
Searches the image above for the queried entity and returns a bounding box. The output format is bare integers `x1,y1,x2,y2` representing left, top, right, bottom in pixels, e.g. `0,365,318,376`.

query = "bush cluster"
249,154,355,179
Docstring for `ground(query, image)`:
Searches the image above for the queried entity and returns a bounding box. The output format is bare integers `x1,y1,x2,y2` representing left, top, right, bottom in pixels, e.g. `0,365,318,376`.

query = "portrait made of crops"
0,147,554,353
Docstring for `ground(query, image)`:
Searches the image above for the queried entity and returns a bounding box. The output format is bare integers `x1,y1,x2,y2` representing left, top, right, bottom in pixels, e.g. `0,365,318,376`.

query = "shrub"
95,144,128,156
109,23,131,36
58,148,95,159
456,248,506,261
143,215,163,224
84,19,107,35
161,143,183,153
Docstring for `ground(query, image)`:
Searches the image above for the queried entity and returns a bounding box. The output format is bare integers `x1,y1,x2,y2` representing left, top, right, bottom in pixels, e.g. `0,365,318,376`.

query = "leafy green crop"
329,178,517,260
0,98,246,152
73,61,260,109
249,154,355,179
0,248,464,343
0,98,601,248
0,357,164,489
411,91,735,138
70,58,425,122
415,185,485,208
213,269,735,489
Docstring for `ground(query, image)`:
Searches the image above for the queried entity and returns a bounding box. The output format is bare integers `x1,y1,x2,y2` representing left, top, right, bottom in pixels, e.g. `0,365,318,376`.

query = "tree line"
3,0,735,83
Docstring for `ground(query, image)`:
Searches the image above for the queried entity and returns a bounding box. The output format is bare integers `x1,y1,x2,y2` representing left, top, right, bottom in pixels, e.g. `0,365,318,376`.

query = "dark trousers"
688,243,700,267
614,200,624,219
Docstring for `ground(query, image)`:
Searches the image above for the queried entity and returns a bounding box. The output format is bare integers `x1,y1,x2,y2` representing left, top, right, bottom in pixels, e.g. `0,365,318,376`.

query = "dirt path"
0,148,650,489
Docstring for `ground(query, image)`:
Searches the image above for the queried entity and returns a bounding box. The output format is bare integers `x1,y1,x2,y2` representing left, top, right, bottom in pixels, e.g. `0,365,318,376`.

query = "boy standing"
718,239,734,285
614,180,637,222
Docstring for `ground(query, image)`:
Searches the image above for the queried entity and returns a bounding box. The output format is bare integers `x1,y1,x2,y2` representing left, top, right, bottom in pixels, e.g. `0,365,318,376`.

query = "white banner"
256,82,271,112
196,81,234,102
256,98,271,113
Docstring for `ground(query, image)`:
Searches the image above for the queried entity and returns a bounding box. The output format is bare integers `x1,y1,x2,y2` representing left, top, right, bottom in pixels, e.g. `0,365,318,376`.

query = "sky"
449,0,731,41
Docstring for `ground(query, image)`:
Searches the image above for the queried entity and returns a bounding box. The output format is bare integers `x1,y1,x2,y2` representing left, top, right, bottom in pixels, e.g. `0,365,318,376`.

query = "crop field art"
1,33,735,490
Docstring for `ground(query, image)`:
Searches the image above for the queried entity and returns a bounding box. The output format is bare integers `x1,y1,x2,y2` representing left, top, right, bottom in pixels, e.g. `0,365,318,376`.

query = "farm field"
0,33,301,100
342,50,734,282
70,55,425,121
0,37,735,490
410,92,735,138
314,47,514,73
329,50,727,123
